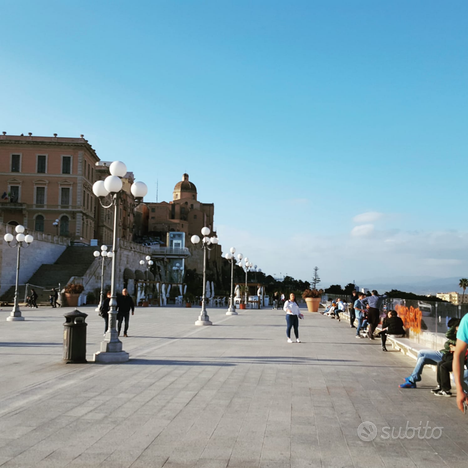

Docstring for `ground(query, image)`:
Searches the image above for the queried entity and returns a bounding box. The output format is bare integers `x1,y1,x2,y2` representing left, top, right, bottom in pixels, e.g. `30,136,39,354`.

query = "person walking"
49,288,59,308
349,290,358,328
362,290,387,340
99,291,111,335
30,289,38,308
117,288,135,337
284,293,303,343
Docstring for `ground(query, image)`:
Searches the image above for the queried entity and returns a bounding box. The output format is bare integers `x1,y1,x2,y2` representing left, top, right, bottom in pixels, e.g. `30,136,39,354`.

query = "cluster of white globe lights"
4,161,257,363
3,225,34,321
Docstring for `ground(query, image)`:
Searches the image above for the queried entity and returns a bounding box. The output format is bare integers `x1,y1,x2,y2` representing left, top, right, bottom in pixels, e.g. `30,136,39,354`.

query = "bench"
338,310,467,382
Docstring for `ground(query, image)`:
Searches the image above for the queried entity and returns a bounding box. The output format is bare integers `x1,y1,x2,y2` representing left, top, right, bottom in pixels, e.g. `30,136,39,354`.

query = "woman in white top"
284,293,303,343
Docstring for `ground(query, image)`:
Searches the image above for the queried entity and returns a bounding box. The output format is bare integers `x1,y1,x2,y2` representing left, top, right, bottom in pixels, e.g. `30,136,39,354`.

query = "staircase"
0,246,97,305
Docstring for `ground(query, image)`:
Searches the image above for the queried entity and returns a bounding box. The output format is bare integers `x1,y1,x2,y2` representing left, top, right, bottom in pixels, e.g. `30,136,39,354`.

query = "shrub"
302,288,323,299
64,283,84,294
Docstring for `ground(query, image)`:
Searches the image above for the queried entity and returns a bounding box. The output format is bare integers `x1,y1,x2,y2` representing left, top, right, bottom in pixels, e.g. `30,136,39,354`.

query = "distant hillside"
354,276,461,295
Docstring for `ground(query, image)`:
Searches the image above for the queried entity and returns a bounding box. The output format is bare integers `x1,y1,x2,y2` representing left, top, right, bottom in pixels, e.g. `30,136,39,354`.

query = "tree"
459,278,468,304
344,283,356,295
311,266,321,289
325,284,343,294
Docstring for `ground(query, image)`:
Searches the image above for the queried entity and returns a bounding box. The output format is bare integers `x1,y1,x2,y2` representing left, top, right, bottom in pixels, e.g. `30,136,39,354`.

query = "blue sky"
1,0,467,288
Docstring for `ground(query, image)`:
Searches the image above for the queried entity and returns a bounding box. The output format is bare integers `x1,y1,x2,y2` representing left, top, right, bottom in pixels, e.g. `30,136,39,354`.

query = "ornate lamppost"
243,258,253,308
191,227,218,326
3,225,34,321
140,255,154,272
93,245,113,312
172,262,183,283
225,247,238,315
92,161,147,363
140,255,154,303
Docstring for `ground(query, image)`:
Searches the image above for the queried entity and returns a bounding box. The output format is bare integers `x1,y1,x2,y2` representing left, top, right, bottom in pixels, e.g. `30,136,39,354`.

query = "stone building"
141,173,223,280
0,133,101,243
0,134,142,246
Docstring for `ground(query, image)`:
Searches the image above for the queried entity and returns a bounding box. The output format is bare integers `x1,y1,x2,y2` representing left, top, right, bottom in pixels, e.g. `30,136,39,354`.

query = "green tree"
344,283,356,295
311,266,321,289
325,284,343,294
459,278,468,304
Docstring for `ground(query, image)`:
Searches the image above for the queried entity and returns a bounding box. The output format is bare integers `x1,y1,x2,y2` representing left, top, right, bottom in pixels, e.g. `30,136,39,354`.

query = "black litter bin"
63,309,88,363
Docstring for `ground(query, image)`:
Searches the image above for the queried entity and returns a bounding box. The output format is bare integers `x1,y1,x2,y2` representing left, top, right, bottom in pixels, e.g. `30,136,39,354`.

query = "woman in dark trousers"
380,310,405,351
362,290,387,340
283,293,303,343
30,289,38,308
99,291,111,335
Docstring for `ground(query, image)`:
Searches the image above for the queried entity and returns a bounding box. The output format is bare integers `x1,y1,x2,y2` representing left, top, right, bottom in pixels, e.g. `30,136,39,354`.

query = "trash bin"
63,309,88,363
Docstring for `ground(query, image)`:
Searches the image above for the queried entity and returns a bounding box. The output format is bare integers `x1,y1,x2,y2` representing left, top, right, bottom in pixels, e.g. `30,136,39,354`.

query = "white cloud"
351,224,375,237
217,223,468,288
353,211,383,224
424,259,463,266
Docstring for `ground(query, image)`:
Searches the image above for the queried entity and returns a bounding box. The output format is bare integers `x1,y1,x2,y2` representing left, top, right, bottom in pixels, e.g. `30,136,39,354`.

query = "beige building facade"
436,292,468,306
0,134,99,243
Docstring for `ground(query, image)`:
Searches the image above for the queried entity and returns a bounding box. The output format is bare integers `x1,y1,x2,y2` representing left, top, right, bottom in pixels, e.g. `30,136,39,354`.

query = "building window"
11,154,20,172
193,215,197,219
60,216,70,236
151,208,155,213
37,155,47,173
9,185,20,203
35,187,45,205
61,187,71,206
35,215,45,232
62,156,71,174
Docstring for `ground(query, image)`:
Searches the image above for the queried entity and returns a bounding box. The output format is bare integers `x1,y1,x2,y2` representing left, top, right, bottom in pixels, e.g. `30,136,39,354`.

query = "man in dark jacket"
362,290,387,339
380,310,405,351
117,288,135,337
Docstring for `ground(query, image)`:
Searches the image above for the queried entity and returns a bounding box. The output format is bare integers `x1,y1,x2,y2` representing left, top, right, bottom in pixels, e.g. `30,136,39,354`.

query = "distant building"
0,133,100,243
0,134,142,246
436,292,468,306
138,173,223,279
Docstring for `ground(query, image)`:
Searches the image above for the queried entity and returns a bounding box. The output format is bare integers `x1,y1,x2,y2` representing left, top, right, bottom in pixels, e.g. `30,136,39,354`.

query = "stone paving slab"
0,304,467,467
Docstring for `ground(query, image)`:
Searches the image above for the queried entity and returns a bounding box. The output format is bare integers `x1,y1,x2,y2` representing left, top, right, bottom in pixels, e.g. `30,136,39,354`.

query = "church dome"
173,173,197,201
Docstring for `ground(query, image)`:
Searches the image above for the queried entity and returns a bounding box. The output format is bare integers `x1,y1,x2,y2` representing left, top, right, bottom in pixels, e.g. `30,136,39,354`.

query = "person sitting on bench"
399,318,460,389
379,310,405,352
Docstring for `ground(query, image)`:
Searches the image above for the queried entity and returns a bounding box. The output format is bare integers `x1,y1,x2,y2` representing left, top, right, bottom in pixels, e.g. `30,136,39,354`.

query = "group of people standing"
99,288,135,337
348,290,405,350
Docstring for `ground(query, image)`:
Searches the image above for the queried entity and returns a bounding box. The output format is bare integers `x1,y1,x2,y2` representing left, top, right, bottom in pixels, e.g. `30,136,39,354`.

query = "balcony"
147,246,191,258
0,202,27,212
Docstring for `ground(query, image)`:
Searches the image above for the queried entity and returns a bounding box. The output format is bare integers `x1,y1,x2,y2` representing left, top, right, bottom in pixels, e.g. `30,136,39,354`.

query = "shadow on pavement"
127,358,235,366
0,342,62,347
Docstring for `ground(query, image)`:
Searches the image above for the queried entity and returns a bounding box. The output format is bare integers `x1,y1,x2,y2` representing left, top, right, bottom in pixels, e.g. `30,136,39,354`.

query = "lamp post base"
93,351,129,363
7,315,25,322
226,308,238,315
195,318,212,326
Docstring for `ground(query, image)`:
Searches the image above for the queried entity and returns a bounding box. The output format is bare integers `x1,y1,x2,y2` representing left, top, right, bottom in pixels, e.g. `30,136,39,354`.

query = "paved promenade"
0,304,467,468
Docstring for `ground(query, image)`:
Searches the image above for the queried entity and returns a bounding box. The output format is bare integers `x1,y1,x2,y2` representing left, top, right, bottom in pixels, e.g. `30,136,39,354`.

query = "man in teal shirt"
454,313,468,412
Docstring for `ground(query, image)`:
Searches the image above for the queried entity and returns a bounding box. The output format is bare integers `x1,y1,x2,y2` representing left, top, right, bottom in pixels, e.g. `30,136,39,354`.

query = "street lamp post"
140,256,154,302
92,160,147,363
172,262,182,283
52,218,59,236
93,245,113,312
243,258,253,308
225,247,238,315
3,225,34,321
191,227,218,326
